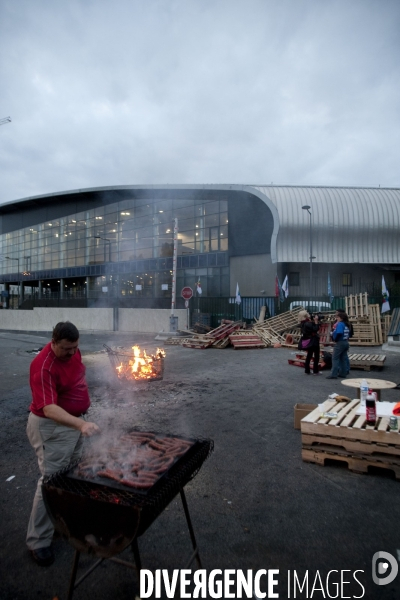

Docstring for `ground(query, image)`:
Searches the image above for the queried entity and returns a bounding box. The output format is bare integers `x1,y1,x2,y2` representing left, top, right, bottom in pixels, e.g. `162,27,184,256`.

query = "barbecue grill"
42,432,213,599
103,343,165,383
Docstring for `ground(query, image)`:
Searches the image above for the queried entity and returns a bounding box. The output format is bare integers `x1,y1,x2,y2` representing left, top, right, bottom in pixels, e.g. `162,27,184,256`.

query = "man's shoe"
326,376,337,379
30,546,54,567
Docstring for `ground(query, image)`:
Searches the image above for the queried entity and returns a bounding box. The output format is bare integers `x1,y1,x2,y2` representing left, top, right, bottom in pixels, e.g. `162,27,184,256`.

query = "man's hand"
80,421,100,437
43,404,100,435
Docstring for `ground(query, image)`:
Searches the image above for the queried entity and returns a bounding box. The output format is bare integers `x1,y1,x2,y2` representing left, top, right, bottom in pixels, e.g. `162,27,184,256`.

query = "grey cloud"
0,0,399,204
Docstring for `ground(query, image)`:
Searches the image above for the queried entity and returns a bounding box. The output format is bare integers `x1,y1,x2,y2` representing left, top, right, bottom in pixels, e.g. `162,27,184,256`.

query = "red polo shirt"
29,342,90,418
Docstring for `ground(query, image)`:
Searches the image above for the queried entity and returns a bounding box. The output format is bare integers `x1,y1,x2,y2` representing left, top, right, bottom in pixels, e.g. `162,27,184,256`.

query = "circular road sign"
181,286,193,300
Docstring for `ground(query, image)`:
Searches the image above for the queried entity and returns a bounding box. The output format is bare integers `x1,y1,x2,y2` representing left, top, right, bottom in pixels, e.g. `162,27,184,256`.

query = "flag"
282,275,289,298
327,272,334,303
275,276,284,303
382,275,390,313
235,282,241,304
196,280,202,295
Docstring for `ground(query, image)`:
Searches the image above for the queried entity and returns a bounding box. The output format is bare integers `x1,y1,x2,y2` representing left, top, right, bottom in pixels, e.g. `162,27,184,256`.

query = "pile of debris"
165,320,267,350
252,306,304,347
166,295,392,351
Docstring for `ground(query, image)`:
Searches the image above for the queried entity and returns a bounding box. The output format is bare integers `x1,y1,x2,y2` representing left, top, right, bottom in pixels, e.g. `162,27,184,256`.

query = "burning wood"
112,346,165,381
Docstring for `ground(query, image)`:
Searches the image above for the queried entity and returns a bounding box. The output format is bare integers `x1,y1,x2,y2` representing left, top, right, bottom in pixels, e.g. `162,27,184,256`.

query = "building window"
342,273,352,286
289,272,300,286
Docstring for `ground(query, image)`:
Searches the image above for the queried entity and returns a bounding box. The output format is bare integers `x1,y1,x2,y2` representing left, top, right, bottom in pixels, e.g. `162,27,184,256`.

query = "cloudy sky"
0,0,399,205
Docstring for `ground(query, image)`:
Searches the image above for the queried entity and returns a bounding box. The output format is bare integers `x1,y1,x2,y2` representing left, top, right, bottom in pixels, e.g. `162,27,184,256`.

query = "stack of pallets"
228,331,266,349
300,400,400,479
350,304,383,345
180,320,244,349
252,307,304,347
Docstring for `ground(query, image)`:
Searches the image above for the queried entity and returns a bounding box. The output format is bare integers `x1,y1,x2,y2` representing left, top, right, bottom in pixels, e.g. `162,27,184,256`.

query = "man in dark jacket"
298,310,321,375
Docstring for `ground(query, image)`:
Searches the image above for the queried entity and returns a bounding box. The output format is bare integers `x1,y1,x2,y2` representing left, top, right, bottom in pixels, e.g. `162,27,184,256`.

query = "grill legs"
180,487,202,569
65,488,202,599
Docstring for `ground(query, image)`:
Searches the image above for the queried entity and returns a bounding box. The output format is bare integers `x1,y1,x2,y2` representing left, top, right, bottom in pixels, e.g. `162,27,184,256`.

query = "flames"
116,346,166,381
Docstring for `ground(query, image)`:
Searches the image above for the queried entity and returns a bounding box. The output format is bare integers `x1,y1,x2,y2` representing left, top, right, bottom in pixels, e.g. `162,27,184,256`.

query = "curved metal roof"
251,185,400,264
1,183,399,265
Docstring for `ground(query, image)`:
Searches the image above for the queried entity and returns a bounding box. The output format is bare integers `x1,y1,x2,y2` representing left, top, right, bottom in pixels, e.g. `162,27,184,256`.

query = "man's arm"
43,404,100,437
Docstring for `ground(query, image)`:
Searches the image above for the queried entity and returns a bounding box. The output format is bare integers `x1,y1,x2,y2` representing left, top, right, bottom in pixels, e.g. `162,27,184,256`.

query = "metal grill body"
42,434,213,598
43,437,211,557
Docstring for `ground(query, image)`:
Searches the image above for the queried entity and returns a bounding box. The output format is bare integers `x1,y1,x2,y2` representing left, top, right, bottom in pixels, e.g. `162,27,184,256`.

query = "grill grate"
43,435,213,543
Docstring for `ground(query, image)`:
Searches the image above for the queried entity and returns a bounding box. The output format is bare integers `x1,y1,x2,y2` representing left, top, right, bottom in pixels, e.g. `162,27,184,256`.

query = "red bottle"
366,389,376,425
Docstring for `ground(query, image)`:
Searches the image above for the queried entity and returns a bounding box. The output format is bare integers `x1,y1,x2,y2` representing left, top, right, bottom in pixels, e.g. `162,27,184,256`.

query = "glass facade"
0,194,230,299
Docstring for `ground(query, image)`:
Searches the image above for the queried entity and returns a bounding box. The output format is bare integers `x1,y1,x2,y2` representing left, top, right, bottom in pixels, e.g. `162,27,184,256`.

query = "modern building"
0,184,399,311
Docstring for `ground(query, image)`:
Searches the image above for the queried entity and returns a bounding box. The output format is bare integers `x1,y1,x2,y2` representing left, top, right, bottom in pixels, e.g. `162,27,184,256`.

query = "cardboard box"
294,403,318,430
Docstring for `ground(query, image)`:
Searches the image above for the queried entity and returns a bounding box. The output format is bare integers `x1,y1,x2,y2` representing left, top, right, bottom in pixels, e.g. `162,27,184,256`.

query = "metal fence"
192,296,400,328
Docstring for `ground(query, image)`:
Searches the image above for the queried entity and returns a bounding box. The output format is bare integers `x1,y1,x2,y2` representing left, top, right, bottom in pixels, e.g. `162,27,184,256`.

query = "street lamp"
301,206,315,307
5,256,20,307
94,236,111,263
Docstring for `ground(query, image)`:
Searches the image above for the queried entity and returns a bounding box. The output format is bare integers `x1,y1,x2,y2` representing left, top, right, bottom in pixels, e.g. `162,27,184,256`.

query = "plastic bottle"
366,389,376,426
360,378,368,408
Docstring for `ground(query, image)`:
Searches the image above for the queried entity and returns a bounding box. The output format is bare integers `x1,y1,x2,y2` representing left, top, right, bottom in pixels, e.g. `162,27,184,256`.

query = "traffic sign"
181,286,193,300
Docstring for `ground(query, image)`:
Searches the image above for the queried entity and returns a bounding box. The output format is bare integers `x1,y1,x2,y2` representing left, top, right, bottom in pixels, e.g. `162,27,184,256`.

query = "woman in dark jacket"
298,310,321,375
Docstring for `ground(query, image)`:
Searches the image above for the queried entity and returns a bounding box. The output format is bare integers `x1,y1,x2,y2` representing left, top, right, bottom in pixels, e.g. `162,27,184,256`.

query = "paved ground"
0,330,400,599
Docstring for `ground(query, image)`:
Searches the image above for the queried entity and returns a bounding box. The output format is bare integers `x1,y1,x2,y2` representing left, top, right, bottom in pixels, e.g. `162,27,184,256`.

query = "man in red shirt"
26,321,100,566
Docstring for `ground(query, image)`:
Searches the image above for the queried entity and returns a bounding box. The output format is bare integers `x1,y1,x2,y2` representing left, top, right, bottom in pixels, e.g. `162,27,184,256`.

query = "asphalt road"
0,330,399,600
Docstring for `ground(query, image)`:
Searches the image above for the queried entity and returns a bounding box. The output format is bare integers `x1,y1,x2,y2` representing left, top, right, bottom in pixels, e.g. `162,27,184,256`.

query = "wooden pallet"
345,293,369,318
348,353,386,371
300,399,400,479
302,434,400,458
288,357,326,369
229,333,265,349
181,338,213,349
302,448,400,480
212,337,231,349
204,321,243,341
316,322,332,344
164,337,185,345
253,307,304,340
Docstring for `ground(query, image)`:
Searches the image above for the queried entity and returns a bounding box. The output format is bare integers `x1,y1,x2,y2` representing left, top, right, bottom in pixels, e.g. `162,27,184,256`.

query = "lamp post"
301,206,315,307
5,256,20,308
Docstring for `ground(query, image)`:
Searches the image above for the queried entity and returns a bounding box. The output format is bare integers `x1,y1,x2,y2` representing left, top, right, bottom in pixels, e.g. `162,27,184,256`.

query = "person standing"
326,313,350,379
26,321,100,566
335,309,353,374
298,310,321,375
